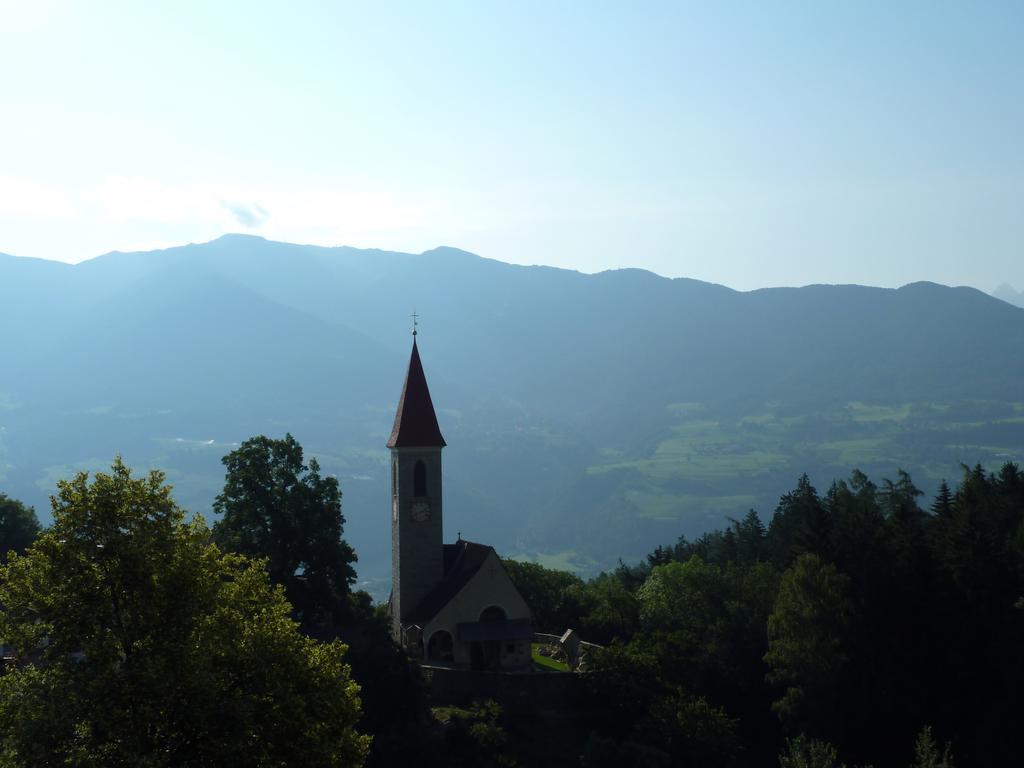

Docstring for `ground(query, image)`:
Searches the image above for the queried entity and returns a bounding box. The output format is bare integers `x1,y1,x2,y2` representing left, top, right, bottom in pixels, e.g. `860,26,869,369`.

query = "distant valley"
3,235,1024,596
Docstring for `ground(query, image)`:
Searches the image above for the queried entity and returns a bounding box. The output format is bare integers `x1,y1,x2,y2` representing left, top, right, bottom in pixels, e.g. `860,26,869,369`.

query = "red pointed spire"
386,339,446,448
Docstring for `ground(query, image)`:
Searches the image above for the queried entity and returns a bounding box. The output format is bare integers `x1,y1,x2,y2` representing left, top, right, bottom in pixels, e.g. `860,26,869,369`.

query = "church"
387,333,533,671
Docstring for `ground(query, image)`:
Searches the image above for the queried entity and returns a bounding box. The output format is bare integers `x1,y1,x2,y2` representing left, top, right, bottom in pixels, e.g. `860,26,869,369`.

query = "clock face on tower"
410,500,431,522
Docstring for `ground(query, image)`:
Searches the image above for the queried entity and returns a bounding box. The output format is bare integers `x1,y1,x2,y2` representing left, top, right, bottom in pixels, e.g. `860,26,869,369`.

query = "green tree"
440,700,518,768
585,642,664,740
574,571,640,644
732,509,768,564
765,554,851,736
930,481,953,523
342,601,432,768
936,465,1005,604
645,691,740,767
910,727,954,768
768,475,831,567
637,557,718,632
501,559,585,634
212,434,356,628
0,492,40,564
778,735,844,768
825,471,888,589
639,557,777,674
0,459,369,767
881,470,928,583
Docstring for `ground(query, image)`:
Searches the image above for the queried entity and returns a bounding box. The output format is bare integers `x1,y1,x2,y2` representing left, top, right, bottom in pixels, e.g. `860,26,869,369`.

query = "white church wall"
424,550,532,668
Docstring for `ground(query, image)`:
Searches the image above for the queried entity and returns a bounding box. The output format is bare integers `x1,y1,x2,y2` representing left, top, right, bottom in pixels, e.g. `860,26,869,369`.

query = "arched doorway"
427,630,454,663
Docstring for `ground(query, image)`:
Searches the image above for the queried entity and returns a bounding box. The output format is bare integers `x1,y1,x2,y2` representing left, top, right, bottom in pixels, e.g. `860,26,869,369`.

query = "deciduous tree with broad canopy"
0,492,40,564
764,552,851,739
0,459,369,767
212,433,357,629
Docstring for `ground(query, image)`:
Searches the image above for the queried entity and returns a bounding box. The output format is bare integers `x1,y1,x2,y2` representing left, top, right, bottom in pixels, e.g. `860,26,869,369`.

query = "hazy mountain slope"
84,237,1022,419
3,235,1024,591
994,283,1024,309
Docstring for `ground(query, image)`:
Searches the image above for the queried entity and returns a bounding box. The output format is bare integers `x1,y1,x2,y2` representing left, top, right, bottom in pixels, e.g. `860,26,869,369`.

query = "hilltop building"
387,334,533,670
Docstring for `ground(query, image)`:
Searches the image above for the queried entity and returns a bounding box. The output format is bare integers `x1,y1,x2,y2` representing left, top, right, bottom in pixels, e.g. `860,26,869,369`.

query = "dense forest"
2,437,1021,766
505,461,1024,766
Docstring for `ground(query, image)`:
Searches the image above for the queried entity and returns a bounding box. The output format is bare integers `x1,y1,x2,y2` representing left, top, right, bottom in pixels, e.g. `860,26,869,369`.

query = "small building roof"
406,540,492,624
386,339,446,449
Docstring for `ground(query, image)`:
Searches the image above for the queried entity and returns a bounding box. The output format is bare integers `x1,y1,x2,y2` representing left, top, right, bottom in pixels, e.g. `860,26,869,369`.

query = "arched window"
391,460,398,498
427,630,454,662
479,605,507,623
414,460,427,497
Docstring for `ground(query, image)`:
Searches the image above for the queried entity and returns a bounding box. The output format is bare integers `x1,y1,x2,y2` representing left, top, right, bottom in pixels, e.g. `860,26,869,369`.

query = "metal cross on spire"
411,311,419,336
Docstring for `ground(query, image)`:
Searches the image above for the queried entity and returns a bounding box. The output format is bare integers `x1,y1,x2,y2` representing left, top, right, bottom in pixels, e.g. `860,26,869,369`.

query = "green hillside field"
511,399,1024,575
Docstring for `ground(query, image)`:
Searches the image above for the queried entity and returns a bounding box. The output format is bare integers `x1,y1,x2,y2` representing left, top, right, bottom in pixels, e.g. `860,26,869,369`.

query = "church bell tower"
387,332,446,638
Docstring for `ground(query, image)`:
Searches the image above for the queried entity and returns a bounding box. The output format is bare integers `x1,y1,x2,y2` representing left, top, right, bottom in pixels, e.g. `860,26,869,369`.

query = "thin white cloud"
220,200,270,228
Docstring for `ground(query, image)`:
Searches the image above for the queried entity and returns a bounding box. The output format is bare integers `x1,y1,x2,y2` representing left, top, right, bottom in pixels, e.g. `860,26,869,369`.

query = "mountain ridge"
2,236,1023,590
9,233,1010,297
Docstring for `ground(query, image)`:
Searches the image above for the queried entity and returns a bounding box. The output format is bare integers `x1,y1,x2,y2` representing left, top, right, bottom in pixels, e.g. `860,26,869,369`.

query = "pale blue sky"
1,1,1021,290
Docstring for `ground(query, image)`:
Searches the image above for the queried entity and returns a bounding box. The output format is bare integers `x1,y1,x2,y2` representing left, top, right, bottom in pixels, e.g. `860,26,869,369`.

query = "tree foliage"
501,559,584,634
342,601,432,768
439,700,519,768
764,554,850,736
212,434,356,629
645,691,740,767
778,735,843,768
0,493,40,564
5,453,1019,767
0,459,369,767
579,463,1024,767
910,727,955,768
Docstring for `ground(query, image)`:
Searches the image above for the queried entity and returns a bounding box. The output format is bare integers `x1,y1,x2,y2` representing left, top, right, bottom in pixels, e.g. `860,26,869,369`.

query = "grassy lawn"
531,644,570,673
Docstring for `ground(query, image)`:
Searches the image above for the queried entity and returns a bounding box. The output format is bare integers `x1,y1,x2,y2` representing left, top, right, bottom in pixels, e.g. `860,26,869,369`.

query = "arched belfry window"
414,460,427,497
